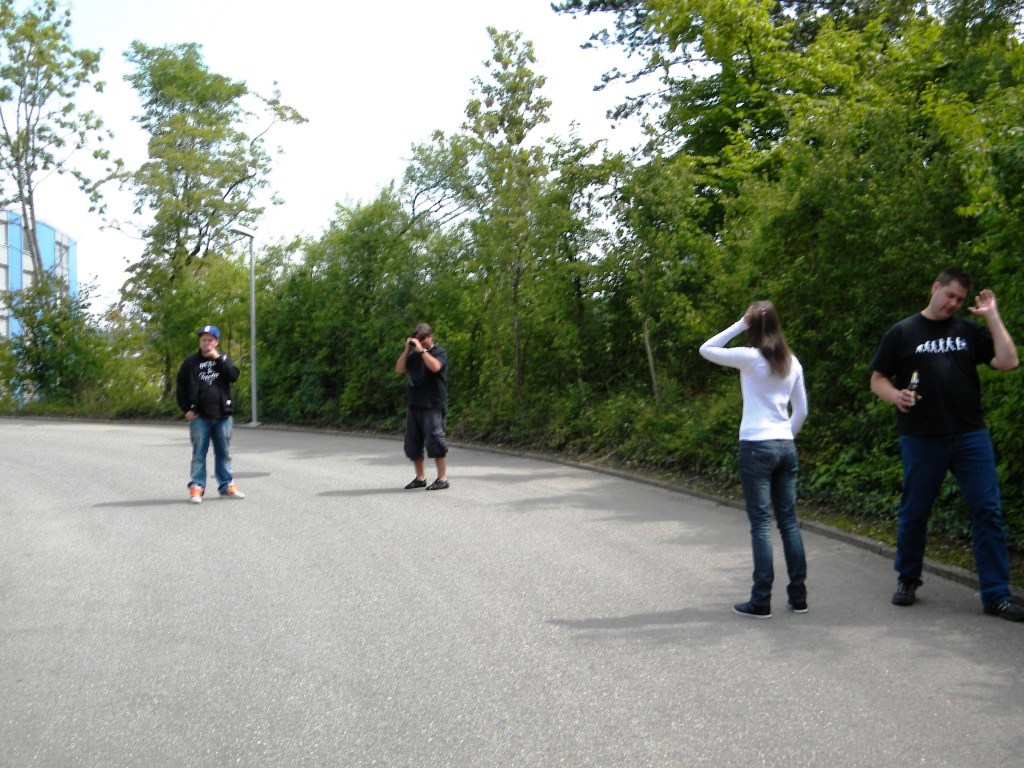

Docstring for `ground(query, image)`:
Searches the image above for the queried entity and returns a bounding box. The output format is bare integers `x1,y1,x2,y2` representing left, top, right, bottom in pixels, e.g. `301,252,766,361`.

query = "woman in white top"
699,301,809,619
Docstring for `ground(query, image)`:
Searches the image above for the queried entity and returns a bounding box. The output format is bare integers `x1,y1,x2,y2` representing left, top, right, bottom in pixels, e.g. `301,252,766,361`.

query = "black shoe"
732,601,771,619
788,601,808,614
404,477,427,489
892,578,921,606
983,600,1024,622
426,479,449,491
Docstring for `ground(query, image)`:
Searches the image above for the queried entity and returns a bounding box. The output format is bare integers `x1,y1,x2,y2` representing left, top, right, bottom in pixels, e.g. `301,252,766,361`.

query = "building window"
22,250,33,289
0,262,7,339
55,238,70,281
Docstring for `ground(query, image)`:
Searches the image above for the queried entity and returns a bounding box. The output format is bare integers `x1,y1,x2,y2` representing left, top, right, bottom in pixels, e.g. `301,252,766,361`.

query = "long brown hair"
746,300,792,377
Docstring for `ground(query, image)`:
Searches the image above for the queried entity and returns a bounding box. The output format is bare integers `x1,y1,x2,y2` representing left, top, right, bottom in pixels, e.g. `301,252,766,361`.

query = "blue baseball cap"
197,325,220,340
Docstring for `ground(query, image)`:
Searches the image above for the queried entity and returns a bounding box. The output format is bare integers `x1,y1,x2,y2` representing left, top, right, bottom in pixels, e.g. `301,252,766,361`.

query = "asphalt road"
1,419,1022,767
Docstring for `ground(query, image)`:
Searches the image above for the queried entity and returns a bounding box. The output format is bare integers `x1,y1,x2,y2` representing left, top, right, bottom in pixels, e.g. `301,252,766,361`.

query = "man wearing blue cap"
175,325,246,503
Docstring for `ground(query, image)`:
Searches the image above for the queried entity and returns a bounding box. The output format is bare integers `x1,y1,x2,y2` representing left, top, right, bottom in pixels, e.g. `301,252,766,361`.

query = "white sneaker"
220,483,246,499
189,485,204,504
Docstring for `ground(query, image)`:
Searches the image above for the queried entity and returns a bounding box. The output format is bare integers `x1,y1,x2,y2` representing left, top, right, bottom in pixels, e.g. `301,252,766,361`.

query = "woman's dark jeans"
738,439,807,608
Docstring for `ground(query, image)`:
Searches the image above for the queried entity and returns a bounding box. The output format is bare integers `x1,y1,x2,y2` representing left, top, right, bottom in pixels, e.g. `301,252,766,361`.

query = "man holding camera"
870,269,1021,621
395,323,449,490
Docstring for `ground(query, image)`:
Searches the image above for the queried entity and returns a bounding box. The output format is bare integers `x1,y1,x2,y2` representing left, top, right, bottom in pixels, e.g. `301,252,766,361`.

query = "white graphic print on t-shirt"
915,336,968,354
198,359,220,384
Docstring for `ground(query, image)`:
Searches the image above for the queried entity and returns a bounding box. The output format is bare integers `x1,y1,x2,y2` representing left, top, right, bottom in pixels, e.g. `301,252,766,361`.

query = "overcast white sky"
27,0,646,308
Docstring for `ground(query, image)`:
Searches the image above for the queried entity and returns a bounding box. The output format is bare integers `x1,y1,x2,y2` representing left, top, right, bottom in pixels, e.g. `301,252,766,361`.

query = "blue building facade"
1,210,78,338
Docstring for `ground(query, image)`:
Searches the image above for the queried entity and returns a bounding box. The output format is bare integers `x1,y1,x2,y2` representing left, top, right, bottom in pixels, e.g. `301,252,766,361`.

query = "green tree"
259,190,424,426
0,0,119,272
601,153,722,401
6,271,106,405
405,28,613,428
526,134,620,400
121,41,305,395
458,27,553,418
0,330,16,408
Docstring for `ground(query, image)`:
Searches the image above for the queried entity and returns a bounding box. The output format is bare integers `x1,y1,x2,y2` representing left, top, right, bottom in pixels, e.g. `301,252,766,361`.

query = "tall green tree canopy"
121,40,306,394
0,0,119,271
124,40,306,266
404,28,615,424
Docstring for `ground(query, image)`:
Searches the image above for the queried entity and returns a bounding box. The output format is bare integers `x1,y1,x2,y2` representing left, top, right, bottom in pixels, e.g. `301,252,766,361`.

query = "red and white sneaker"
220,483,246,499
188,484,204,504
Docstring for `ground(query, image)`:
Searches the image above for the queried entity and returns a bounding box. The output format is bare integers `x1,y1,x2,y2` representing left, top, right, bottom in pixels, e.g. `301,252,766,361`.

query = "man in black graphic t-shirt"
870,268,1022,621
175,325,246,504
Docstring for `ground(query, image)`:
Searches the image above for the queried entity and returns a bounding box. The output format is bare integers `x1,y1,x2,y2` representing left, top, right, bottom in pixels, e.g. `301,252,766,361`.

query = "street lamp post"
230,225,259,426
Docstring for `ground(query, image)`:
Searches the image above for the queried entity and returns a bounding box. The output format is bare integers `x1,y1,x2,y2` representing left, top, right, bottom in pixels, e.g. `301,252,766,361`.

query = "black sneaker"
983,600,1024,622
892,578,922,606
404,477,427,489
426,479,449,491
788,601,808,614
732,601,771,619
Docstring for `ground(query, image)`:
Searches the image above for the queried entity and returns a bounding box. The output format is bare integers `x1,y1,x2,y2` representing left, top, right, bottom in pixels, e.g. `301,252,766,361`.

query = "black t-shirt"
406,344,448,410
870,313,995,436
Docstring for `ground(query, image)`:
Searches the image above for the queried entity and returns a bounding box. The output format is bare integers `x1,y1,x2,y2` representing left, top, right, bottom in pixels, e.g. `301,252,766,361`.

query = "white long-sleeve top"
699,319,808,441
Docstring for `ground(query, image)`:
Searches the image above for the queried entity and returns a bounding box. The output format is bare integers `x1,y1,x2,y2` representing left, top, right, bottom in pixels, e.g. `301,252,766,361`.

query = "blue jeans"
897,429,1010,607
189,416,234,493
738,440,807,608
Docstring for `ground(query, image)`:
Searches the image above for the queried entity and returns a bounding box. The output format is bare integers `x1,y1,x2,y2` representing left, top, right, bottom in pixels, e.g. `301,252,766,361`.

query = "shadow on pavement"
319,488,409,497
93,499,183,508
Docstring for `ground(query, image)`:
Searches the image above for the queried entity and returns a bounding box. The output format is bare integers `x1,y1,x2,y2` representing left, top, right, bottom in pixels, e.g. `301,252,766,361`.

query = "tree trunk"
18,199,44,275
642,314,659,402
513,259,525,417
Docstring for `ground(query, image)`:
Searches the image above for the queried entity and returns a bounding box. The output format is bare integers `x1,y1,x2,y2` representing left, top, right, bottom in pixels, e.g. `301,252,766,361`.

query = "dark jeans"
738,440,807,608
404,407,448,460
896,429,1010,607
